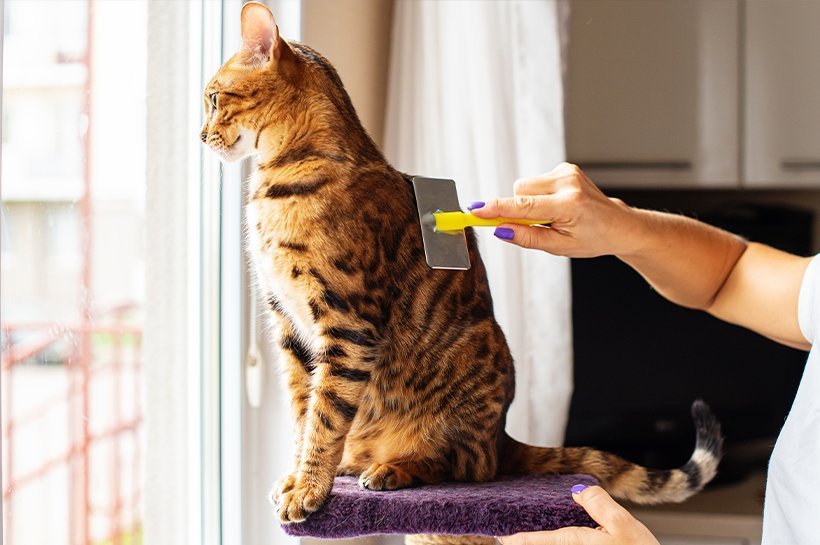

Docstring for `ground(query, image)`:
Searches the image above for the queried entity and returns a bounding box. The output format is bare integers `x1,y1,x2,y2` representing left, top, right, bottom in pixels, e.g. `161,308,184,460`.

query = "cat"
200,2,723,524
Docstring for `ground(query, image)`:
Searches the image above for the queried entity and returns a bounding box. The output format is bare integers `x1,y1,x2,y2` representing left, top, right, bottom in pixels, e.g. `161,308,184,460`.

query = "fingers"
469,195,561,221
497,485,658,545
472,162,633,258
512,162,578,196
499,527,604,545
571,486,636,536
492,224,570,255
469,162,583,220
512,175,558,197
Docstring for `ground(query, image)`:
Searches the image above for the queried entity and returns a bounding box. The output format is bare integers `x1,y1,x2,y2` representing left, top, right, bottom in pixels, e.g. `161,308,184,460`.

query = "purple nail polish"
571,484,588,495
467,201,485,211
494,227,514,241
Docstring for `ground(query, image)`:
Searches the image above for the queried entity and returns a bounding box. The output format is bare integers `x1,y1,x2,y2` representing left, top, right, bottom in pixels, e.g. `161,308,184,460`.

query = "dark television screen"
565,203,812,483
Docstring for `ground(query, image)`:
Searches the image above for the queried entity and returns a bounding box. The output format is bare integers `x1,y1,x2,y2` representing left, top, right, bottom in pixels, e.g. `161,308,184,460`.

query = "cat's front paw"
275,479,329,523
358,463,414,491
269,473,298,505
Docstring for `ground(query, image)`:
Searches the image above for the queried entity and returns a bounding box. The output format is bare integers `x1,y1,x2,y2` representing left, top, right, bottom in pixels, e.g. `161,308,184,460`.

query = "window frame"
199,1,243,544
143,0,225,544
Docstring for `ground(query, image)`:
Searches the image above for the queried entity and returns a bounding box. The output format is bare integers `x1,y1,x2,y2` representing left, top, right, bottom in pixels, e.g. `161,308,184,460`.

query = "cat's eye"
210,93,218,109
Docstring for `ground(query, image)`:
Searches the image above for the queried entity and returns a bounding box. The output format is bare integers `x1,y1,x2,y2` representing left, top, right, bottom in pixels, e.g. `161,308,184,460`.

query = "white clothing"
762,254,820,544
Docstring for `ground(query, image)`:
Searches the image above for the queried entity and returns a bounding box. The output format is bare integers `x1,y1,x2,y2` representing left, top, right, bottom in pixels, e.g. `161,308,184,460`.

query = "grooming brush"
411,176,550,270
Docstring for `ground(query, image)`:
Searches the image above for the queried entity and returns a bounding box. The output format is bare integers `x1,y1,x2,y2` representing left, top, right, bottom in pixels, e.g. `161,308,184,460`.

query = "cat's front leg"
267,306,314,503
276,321,377,523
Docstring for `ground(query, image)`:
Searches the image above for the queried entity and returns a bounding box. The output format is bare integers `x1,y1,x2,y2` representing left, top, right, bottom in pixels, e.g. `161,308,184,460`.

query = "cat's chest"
245,198,318,336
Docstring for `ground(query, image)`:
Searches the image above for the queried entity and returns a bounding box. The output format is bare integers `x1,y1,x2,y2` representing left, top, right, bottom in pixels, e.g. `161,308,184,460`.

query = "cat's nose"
200,132,208,143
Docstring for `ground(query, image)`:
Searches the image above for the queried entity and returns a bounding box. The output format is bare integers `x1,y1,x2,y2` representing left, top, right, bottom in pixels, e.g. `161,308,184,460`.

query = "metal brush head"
411,176,471,270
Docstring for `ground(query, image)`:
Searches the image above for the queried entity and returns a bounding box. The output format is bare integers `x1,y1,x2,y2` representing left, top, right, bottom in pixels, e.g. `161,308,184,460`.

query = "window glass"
2,2,146,544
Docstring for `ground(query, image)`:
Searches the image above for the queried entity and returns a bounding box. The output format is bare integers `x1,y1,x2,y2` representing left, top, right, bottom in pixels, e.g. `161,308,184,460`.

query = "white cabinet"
744,0,820,188
566,0,820,189
566,0,739,188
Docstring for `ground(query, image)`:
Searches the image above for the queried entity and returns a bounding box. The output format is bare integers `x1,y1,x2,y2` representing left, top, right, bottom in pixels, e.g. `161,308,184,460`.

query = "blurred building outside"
1,1,146,544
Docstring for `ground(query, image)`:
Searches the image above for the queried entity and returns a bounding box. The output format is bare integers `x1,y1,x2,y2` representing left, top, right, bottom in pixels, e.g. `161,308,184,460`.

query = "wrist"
609,201,653,259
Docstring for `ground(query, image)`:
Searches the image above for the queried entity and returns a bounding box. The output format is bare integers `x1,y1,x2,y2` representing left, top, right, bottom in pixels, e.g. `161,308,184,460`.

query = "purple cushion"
282,474,599,539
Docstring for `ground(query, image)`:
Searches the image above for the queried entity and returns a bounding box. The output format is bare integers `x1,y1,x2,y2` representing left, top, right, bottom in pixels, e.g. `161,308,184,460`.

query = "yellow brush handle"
433,211,550,232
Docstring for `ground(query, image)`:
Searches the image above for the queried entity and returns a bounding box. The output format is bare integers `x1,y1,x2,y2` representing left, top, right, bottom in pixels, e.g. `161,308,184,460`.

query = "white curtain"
384,0,573,447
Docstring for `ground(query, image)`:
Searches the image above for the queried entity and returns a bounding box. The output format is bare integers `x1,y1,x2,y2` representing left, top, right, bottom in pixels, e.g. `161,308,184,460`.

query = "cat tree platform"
282,474,599,543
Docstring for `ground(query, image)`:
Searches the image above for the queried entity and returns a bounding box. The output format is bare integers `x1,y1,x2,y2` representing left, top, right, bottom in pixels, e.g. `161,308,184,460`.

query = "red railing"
1,304,142,545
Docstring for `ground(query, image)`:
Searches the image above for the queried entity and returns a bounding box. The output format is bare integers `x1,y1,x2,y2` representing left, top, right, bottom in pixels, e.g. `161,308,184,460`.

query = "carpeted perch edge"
282,474,600,539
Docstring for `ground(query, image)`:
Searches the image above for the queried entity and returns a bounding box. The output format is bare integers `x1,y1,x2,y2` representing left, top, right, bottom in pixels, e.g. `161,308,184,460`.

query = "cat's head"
199,2,350,163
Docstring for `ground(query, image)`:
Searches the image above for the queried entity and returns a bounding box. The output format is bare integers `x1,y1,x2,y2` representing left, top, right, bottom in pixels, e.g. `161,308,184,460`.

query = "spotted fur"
200,2,723,524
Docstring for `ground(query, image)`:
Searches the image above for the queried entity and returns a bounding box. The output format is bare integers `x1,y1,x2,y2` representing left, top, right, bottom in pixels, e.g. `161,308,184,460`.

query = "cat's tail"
498,400,723,504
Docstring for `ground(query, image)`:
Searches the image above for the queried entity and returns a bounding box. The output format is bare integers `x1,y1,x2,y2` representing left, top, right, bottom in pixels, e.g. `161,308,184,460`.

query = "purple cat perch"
282,474,600,545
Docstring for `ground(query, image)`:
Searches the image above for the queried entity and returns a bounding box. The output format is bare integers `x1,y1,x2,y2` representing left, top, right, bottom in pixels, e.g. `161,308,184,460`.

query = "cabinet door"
745,0,820,188
566,0,739,188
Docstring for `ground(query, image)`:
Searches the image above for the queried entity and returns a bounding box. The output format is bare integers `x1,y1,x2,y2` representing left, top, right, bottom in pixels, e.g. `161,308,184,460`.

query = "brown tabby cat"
200,2,722,524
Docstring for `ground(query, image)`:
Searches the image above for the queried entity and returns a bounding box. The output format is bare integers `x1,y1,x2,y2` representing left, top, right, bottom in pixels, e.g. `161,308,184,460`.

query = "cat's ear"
240,1,287,64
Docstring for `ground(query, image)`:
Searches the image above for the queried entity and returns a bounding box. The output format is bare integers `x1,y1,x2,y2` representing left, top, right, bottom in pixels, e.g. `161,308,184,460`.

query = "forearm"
616,208,748,311
617,208,810,349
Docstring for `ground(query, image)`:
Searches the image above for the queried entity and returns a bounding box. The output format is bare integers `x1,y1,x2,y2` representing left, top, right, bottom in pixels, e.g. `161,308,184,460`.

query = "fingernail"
494,227,514,240
467,201,485,211
571,484,588,495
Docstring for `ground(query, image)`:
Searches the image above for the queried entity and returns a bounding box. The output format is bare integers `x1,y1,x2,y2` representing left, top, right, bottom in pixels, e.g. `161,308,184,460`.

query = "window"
2,2,147,545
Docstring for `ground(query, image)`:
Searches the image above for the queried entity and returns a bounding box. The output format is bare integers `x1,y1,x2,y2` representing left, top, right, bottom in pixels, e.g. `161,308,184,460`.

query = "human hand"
498,485,660,545
468,163,640,258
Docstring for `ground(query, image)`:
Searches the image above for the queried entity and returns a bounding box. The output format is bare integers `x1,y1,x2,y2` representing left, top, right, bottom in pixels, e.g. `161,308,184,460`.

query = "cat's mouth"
207,128,255,163
218,134,242,156
208,133,241,153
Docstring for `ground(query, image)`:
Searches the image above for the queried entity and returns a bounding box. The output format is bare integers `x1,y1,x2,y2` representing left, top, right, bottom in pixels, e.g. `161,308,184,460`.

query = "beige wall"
301,0,394,148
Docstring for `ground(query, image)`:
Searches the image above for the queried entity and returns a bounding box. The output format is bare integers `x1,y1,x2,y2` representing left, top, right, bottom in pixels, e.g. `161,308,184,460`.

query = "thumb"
571,485,635,534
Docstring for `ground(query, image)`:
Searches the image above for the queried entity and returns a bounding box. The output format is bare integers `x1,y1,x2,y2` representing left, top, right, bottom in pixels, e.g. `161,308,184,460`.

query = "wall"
301,0,394,148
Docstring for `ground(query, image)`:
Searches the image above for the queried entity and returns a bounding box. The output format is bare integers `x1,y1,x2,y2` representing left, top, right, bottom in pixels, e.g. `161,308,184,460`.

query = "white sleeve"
798,254,820,345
